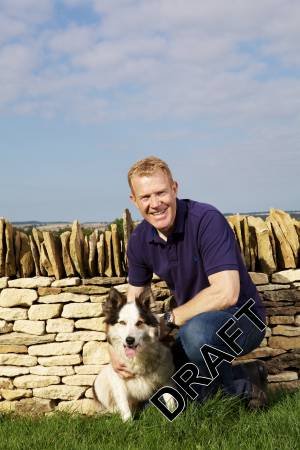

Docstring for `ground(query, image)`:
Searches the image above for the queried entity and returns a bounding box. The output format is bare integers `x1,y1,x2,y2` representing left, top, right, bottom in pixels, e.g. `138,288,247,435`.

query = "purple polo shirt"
127,199,265,321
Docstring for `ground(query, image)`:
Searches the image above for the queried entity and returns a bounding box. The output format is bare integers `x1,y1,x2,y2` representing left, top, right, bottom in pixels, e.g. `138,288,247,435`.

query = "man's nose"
150,195,160,208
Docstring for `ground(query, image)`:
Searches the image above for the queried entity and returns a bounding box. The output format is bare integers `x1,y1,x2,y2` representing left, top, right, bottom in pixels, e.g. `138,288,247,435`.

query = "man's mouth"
123,344,139,358
151,208,168,217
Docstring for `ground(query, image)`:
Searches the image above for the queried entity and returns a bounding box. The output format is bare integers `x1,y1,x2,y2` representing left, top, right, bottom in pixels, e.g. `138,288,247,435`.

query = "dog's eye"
136,320,144,327
118,320,126,325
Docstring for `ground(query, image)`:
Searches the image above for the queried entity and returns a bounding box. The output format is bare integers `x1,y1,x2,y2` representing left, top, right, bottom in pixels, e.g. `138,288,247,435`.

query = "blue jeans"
172,306,266,401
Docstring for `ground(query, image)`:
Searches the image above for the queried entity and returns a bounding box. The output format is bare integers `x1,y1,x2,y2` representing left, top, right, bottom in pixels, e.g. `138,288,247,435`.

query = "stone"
0,333,55,346
296,315,300,326
265,218,278,268
237,347,285,360
114,283,128,294
46,318,74,333
60,231,76,277
28,304,62,320
0,320,13,333
269,336,300,350
89,296,108,304
111,223,123,277
55,331,106,342
0,354,37,366
29,341,83,357
83,235,90,277
52,277,80,288
268,380,300,392
29,235,41,276
248,272,269,285
269,316,295,325
259,338,267,347
263,289,300,302
33,385,86,400
257,284,290,292
88,230,98,277
62,303,103,319
30,366,74,376
40,241,54,277
14,230,21,276
0,366,30,377
0,219,6,277
267,214,296,269
104,230,114,277
82,342,110,365
1,389,32,400
268,371,298,382
62,374,96,386
83,277,127,286
14,375,60,389
62,285,109,295
0,377,14,388
247,216,276,274
19,231,34,277
272,269,300,284
74,318,106,332
97,233,105,276
123,208,134,265
70,220,85,277
247,217,258,272
8,277,52,289
270,209,299,262
0,400,16,412
5,221,17,277
271,325,300,337
56,398,103,415
38,287,62,296
265,306,299,316
227,215,245,260
265,350,300,374
17,397,55,414
241,217,251,270
38,292,89,304
0,307,28,321
0,277,9,289
85,387,93,398
0,288,37,307
74,365,103,375
43,231,65,280
0,344,27,353
13,320,45,335
38,354,81,366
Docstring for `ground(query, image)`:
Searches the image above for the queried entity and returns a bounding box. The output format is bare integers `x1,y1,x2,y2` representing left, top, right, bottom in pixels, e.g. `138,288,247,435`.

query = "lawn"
0,389,299,450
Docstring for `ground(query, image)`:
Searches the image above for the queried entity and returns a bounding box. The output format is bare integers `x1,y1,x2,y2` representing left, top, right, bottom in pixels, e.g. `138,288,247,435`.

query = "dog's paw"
121,411,133,422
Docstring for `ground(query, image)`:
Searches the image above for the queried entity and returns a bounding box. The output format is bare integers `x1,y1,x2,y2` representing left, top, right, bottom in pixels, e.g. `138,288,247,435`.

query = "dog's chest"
125,374,160,401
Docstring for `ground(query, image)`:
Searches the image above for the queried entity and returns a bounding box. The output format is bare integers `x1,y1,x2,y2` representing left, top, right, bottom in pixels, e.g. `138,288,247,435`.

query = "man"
110,156,267,408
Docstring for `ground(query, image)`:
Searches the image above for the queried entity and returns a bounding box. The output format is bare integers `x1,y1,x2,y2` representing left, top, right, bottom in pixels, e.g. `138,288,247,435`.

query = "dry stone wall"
0,270,299,415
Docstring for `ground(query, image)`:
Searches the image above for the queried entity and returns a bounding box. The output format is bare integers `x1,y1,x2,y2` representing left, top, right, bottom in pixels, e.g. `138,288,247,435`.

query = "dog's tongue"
124,346,137,358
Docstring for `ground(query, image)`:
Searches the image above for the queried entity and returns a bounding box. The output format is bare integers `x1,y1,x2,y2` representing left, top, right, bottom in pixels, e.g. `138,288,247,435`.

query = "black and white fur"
93,288,176,421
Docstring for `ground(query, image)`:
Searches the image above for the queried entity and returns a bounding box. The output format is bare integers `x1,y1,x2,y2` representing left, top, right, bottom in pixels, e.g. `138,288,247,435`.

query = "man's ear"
129,192,138,208
172,180,178,195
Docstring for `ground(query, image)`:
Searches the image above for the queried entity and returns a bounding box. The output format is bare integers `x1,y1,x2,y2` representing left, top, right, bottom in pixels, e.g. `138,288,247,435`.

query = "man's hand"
158,315,172,341
108,344,135,379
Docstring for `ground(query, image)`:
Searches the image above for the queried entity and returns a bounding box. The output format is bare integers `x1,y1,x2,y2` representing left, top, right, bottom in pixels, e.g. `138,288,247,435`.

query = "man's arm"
127,284,148,302
172,270,240,327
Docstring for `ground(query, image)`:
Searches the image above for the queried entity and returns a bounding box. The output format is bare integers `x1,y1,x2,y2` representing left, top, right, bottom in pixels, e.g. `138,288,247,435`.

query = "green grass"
0,390,299,450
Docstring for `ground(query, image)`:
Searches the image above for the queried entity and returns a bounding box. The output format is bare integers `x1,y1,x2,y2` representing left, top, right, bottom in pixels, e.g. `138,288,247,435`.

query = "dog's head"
104,287,159,359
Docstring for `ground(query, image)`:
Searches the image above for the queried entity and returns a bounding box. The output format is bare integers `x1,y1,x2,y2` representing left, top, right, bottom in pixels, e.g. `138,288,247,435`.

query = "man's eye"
118,320,126,325
136,321,144,327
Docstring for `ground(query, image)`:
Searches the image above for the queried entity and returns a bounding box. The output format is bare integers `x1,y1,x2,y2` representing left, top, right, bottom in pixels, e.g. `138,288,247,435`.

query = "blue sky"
0,0,299,222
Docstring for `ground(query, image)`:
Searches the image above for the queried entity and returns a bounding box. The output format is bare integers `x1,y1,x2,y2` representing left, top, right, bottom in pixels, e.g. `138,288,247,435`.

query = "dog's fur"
93,288,175,421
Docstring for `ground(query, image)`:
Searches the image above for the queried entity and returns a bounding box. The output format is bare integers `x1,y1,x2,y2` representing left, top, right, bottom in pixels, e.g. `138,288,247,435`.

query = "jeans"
171,305,266,401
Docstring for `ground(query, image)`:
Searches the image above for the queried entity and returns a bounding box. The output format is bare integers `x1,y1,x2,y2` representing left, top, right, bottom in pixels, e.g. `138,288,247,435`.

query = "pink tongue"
124,346,137,358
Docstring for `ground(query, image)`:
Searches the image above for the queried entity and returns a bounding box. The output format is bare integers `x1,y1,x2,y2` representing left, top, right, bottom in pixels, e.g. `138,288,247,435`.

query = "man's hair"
127,156,174,192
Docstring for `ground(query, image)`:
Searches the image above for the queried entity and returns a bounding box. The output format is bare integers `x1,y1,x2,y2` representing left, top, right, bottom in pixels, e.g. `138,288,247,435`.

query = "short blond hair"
128,156,174,192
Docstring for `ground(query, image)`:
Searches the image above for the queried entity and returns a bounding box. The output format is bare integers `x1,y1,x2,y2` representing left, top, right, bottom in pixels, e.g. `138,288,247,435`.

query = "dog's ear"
136,289,158,327
104,288,127,324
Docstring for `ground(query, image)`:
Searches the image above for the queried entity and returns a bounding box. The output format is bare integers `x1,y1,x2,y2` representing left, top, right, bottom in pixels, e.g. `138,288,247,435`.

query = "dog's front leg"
110,372,132,422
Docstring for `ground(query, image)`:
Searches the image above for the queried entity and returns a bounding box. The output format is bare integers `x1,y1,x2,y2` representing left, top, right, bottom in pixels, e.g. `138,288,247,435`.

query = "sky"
0,0,299,222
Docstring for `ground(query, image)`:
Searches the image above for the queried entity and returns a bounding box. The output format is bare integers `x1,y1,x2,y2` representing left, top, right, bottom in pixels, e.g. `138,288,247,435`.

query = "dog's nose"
126,336,135,346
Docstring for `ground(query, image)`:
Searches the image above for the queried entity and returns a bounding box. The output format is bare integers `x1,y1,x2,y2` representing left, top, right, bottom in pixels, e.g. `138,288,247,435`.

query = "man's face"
130,169,178,236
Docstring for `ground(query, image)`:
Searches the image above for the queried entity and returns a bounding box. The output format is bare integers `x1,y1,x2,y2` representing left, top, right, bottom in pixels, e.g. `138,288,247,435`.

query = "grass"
0,389,299,450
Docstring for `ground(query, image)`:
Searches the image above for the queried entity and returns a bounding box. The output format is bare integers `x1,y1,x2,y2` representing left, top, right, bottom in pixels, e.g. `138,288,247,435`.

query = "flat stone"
247,216,276,274
55,331,106,342
13,320,45,335
52,278,81,288
268,371,298,382
30,365,74,376
123,208,134,266
62,374,96,386
0,277,9,289
29,341,83,356
33,385,86,400
39,241,54,276
270,209,299,262
74,318,106,331
0,344,28,353
74,365,104,375
0,288,37,307
14,375,60,389
272,325,300,336
46,318,74,333
265,306,299,316
263,289,300,302
0,333,55,346
60,231,76,277
114,283,128,294
83,277,127,286
17,397,55,414
0,400,16,412
111,223,123,277
268,212,296,268
265,350,300,374
28,304,62,320
56,398,103,415
87,230,98,277
257,284,290,292
0,366,30,377
296,315,300,326
5,221,17,276
38,354,82,366
38,292,89,304
272,269,300,284
89,296,107,304
269,316,295,325
259,338,267,347
237,347,286,360
42,231,65,280
104,230,113,277
0,354,37,366
1,389,32,400
269,336,300,350
29,235,41,276
82,342,110,365
0,377,14,388
97,233,105,276
19,231,34,277
62,303,103,319
38,287,62,296
70,220,85,277
0,220,6,277
62,286,109,295
8,277,52,289
266,380,300,392
0,320,13,333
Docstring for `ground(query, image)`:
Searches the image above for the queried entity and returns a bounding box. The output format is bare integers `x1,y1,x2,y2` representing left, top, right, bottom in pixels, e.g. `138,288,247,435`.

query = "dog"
93,287,176,421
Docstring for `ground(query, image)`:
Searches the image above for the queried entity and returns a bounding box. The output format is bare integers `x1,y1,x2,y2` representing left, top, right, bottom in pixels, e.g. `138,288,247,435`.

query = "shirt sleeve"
197,210,240,277
127,232,153,286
